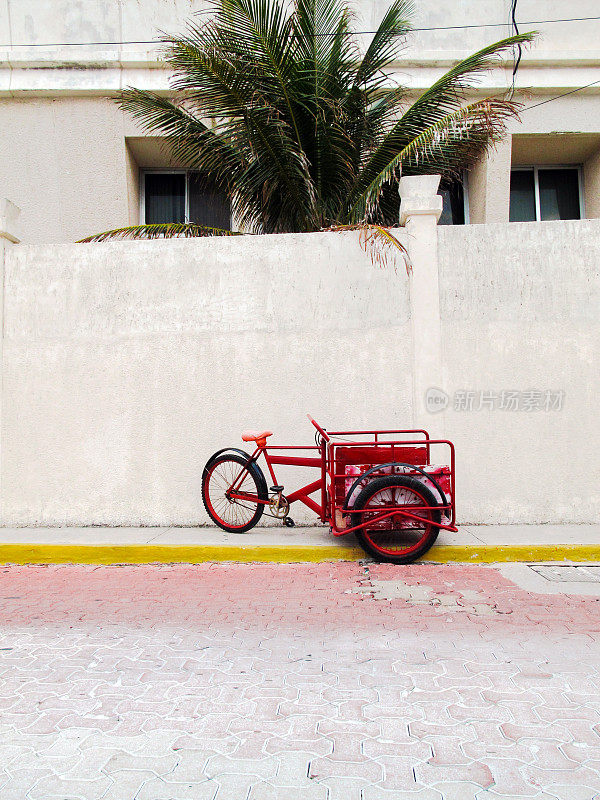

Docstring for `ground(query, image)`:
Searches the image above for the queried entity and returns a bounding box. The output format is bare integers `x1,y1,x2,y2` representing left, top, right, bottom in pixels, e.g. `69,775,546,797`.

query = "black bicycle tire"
202,453,268,533
351,475,441,564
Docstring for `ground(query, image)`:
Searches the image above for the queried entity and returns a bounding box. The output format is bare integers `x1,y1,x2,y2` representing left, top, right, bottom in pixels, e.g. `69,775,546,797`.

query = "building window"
142,171,231,229
438,177,467,225
509,167,582,222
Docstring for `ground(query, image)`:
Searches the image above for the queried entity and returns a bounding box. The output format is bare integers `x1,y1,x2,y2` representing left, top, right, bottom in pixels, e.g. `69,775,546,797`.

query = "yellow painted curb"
0,544,364,565
421,544,600,564
0,543,598,565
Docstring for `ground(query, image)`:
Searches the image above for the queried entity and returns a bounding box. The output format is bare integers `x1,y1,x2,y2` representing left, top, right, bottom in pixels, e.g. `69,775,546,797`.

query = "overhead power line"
1,15,600,47
523,79,600,111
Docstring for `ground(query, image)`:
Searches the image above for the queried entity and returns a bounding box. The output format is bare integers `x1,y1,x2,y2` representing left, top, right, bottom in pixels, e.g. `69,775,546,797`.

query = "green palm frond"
328,223,411,274
352,0,414,90
346,32,535,220
77,224,240,243
84,0,537,241
348,96,522,221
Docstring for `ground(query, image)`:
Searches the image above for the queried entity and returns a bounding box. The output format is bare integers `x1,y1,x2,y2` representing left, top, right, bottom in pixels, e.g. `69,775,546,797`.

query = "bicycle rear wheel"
202,453,267,533
351,475,441,564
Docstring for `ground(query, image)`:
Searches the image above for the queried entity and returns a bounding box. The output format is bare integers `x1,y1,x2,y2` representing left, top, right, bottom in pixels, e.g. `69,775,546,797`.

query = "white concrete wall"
0,221,597,527
438,219,600,524
0,231,414,525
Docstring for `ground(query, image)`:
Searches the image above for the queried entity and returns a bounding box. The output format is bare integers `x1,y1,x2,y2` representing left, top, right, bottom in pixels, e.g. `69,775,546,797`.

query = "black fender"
202,448,268,493
343,462,448,510
203,447,253,470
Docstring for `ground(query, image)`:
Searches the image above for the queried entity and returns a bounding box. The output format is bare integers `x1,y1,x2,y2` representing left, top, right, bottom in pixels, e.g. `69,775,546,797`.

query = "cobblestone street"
1,561,600,799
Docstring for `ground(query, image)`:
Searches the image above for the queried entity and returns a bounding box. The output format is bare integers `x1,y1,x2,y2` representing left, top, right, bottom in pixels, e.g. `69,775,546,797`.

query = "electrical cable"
1,15,599,47
508,0,522,99
2,8,598,113
522,79,600,111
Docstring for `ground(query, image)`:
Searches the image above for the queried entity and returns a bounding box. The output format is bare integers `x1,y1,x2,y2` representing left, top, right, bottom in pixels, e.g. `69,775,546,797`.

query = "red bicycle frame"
228,444,325,517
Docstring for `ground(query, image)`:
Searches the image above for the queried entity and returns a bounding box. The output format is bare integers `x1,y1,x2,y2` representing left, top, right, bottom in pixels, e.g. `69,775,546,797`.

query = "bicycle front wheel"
202,453,267,533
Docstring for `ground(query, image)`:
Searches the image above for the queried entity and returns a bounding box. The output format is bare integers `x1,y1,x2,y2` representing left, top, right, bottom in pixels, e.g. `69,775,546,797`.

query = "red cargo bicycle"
202,415,457,563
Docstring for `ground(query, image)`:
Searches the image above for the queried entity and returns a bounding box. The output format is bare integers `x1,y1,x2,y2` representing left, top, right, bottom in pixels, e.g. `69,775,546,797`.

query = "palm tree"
80,0,532,240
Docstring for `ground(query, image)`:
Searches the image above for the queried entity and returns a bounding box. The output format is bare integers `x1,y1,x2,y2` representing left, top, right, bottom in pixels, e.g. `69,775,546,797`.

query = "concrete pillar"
399,175,443,426
0,199,21,516
124,143,141,226
468,135,512,224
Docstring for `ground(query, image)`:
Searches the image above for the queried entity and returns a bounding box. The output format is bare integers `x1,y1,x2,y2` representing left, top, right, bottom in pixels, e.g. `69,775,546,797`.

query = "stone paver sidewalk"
1,561,600,799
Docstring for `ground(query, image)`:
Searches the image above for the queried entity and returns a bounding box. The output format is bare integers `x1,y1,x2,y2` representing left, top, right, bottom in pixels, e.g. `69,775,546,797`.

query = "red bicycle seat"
241,430,273,443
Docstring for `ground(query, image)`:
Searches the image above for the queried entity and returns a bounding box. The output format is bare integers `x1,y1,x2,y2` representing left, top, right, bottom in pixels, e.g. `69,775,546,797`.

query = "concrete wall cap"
399,175,441,198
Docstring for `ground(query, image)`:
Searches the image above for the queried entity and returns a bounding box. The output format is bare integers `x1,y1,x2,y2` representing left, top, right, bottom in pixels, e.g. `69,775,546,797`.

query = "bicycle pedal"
283,517,295,528
270,485,284,493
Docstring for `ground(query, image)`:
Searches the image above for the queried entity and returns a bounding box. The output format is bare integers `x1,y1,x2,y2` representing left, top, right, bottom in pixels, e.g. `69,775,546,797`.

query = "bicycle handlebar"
307,414,330,442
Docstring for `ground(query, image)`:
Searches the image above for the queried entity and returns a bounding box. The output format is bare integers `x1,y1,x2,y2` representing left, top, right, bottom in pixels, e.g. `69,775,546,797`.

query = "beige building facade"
1,0,600,242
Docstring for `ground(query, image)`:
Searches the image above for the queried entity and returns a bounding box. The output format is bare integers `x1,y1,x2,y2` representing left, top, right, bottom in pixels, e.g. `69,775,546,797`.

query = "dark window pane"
144,173,185,224
538,168,580,221
510,170,536,222
438,180,465,225
189,174,231,230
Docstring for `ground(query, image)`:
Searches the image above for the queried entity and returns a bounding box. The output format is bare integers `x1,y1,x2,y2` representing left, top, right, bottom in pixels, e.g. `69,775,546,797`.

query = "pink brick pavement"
0,561,599,799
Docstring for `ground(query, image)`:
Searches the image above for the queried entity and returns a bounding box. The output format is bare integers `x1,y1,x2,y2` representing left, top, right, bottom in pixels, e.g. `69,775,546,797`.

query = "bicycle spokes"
205,459,261,529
